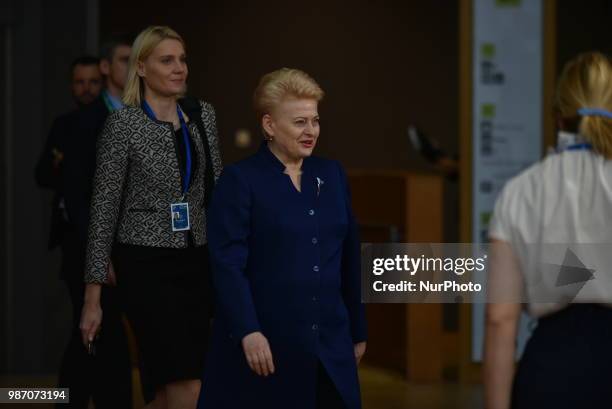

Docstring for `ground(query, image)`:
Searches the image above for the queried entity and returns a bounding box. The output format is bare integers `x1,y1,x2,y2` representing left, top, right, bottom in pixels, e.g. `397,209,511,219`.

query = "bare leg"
143,388,168,409
165,379,201,409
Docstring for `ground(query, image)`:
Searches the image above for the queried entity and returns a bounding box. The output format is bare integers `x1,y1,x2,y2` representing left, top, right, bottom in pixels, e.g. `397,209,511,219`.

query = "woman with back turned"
485,52,612,409
198,68,367,409
79,26,222,408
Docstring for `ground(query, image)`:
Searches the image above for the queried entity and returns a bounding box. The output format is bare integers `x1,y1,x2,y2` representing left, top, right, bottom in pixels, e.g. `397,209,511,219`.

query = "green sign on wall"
496,0,521,7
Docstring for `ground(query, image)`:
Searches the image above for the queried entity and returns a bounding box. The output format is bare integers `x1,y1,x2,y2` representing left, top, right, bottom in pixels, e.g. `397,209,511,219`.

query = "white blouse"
489,146,612,317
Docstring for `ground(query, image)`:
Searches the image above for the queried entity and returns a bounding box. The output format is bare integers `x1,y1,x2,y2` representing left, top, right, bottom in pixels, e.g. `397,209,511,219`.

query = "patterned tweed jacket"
85,100,222,283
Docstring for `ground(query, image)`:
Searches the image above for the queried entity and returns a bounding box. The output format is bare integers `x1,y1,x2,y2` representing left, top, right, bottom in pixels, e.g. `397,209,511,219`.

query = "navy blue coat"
198,143,367,409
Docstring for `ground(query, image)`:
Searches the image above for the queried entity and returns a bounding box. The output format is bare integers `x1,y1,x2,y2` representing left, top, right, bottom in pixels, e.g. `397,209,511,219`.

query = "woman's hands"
80,283,103,347
242,332,275,376
80,261,117,347
241,334,365,375
354,341,366,365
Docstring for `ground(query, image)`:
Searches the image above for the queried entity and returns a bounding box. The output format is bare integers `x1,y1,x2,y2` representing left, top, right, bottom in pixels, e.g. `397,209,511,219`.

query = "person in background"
79,26,222,409
35,50,133,408
35,56,102,257
62,33,133,243
99,35,132,111
198,68,366,409
484,51,612,409
71,55,103,107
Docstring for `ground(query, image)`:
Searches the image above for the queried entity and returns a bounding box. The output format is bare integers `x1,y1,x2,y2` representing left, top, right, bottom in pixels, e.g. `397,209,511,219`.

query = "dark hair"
70,55,100,72
99,33,134,62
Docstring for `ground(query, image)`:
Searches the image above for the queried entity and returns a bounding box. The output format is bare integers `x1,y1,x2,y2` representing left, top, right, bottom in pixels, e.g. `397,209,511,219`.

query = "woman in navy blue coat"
198,68,367,409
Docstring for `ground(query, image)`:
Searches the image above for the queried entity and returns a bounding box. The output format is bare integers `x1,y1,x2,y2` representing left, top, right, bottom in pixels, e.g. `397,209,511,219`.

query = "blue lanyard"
142,100,192,195
565,143,592,151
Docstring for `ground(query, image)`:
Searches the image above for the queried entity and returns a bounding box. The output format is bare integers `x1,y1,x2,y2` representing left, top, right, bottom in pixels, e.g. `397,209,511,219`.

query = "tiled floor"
1,366,483,409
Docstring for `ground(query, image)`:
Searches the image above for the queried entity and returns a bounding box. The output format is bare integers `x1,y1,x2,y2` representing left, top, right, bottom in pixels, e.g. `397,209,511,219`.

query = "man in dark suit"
62,37,132,244
36,37,135,408
35,56,102,261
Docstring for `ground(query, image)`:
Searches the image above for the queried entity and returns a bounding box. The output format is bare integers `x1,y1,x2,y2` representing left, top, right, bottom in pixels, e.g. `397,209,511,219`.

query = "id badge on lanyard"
171,202,190,231
142,100,192,232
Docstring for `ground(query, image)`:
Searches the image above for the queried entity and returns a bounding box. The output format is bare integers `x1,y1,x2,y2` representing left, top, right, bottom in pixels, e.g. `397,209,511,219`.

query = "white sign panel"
471,0,543,361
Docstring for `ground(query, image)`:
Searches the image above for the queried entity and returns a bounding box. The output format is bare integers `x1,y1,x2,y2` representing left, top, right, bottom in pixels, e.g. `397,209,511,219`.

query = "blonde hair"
122,26,185,106
555,52,612,158
253,68,324,120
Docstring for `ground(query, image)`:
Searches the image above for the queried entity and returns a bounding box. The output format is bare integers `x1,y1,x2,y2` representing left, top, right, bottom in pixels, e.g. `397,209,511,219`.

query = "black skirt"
112,242,212,393
512,304,612,409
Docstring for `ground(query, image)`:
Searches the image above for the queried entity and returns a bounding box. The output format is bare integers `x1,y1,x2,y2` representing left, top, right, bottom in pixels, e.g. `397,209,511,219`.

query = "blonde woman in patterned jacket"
79,26,222,409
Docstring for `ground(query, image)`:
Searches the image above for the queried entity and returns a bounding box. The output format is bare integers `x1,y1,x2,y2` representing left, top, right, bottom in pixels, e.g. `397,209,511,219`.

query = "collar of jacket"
134,99,195,127
258,141,314,173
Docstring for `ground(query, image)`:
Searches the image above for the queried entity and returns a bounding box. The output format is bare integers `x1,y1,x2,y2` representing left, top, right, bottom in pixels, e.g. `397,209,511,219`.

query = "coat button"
313,265,319,272
312,324,318,330
312,237,318,244
308,209,315,216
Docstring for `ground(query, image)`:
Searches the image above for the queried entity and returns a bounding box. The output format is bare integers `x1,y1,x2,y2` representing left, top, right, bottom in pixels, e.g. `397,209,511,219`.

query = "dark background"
101,0,459,169
1,0,612,376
